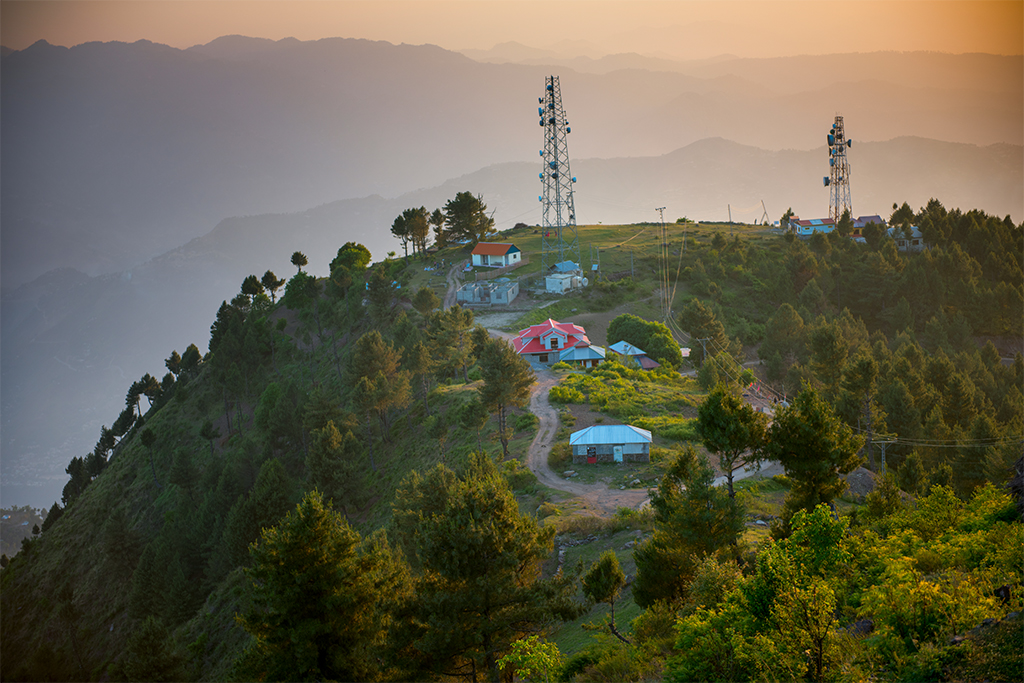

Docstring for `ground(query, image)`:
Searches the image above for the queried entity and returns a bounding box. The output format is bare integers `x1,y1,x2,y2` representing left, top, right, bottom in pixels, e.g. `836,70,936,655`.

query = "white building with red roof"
512,319,591,365
471,243,522,268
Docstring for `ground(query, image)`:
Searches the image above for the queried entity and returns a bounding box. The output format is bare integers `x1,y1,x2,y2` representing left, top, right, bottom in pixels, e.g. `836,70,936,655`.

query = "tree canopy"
443,192,495,245
390,453,582,682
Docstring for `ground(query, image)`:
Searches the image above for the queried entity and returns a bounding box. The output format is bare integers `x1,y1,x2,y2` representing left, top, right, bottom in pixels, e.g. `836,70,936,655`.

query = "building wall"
572,443,650,464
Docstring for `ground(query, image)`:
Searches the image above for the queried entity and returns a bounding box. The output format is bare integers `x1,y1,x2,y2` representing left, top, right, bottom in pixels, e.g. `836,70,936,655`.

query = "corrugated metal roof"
854,215,885,228
513,319,590,354
609,340,644,356
570,425,652,446
559,345,606,361
471,243,518,256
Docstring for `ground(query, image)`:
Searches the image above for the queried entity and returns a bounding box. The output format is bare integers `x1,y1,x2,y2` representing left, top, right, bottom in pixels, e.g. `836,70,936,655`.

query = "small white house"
887,225,927,252
471,243,522,268
545,273,583,293
570,425,652,464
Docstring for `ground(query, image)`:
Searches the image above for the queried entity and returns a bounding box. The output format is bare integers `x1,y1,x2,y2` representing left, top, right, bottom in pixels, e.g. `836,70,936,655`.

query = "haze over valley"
1,5,1022,508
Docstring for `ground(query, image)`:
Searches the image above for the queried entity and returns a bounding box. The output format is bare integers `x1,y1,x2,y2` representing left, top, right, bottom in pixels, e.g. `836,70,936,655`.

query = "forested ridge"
1,199,1021,682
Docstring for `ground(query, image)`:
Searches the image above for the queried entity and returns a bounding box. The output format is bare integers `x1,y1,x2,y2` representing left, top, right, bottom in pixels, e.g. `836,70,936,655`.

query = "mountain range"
2,36,1020,288
1,35,1021,507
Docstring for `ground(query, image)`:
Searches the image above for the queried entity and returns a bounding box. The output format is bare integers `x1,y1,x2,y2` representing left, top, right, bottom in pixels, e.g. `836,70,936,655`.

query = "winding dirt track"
524,364,652,516
462,285,772,518
442,259,468,310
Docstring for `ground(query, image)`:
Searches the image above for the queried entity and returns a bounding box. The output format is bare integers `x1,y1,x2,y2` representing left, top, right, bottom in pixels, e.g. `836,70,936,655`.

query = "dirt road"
442,259,468,310
525,365,653,516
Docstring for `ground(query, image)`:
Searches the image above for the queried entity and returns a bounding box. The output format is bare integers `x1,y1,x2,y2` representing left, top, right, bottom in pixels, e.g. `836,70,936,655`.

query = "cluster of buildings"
509,318,667,372
509,318,671,465
788,214,927,252
455,241,588,308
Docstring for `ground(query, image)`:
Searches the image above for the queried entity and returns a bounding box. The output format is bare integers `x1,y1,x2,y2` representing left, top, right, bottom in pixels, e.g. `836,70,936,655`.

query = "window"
540,353,549,363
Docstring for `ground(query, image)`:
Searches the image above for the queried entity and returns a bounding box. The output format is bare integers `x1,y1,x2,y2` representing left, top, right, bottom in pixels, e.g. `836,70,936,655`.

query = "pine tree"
679,298,732,367
763,388,864,532
697,384,769,498
199,419,220,458
478,337,535,460
221,459,292,568
443,191,495,244
390,454,582,682
349,330,411,442
260,269,286,303
235,490,398,682
113,615,187,682
582,551,629,643
306,421,362,516
430,208,446,248
633,447,744,608
412,286,441,317
427,305,476,381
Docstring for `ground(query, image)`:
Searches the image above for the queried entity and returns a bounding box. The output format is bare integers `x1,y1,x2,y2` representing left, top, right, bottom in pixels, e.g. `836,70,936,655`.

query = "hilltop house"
471,243,522,268
887,225,927,252
512,319,591,365
790,216,836,236
557,344,606,368
608,340,661,370
852,214,886,240
570,425,652,464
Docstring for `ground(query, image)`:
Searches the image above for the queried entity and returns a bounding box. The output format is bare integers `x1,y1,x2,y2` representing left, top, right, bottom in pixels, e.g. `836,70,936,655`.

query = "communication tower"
823,115,853,222
538,76,580,271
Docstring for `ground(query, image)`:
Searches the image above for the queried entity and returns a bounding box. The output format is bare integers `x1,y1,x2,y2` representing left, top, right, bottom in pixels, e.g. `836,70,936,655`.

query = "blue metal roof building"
570,425,652,464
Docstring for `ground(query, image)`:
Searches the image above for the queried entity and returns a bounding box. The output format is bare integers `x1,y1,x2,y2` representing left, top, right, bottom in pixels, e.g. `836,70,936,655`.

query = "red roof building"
471,243,522,267
512,319,591,365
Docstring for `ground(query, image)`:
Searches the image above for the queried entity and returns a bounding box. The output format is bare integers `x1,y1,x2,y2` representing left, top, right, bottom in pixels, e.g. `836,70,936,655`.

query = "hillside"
1,205,1021,680
4,138,1022,509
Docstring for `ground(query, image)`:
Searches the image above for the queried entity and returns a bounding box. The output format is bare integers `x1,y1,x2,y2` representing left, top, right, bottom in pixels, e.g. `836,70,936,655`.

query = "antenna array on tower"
537,76,580,271
824,115,853,222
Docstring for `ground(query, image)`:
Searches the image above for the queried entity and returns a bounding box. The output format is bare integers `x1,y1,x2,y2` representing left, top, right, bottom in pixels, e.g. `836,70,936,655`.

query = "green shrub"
514,412,539,432
537,502,560,519
559,651,601,682
548,385,584,404
548,442,571,469
503,459,538,491
631,416,698,441
551,361,573,371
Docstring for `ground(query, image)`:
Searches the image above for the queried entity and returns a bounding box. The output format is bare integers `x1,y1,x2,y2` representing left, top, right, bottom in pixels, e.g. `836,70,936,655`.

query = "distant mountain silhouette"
2,134,1020,508
2,37,1020,290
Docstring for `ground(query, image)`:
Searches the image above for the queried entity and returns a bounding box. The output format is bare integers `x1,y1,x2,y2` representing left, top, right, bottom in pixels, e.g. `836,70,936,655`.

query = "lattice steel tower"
538,76,580,271
824,114,853,222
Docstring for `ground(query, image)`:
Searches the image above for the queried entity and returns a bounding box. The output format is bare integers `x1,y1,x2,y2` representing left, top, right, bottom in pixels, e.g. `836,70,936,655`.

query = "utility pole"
697,337,710,366
875,437,897,474
656,207,668,319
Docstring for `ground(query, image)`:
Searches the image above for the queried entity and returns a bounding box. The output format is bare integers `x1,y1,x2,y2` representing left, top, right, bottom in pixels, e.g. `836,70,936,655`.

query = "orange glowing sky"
2,0,1021,58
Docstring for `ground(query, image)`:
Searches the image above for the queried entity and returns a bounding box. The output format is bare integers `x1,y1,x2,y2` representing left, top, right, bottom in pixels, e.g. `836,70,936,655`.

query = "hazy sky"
2,0,1021,59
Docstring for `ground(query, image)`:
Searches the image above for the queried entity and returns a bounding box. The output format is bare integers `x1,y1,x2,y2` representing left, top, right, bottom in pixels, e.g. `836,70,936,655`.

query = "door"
613,446,623,463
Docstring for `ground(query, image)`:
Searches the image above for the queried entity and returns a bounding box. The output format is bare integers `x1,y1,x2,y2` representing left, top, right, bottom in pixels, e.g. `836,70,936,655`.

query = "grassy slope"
0,221,857,678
